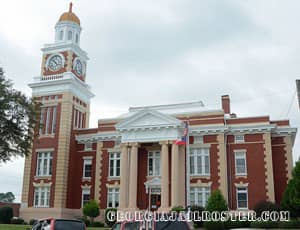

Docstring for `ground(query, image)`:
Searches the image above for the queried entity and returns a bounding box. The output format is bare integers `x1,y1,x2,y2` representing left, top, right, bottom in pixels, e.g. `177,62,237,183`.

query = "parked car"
111,219,190,230
31,218,86,230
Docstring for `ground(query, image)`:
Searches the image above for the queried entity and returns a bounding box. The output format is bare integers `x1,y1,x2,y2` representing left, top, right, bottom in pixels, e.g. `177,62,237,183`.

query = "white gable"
116,109,183,143
116,109,182,131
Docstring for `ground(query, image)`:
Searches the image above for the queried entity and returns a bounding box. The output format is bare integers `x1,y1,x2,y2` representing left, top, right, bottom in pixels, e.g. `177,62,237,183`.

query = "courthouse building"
20,4,296,220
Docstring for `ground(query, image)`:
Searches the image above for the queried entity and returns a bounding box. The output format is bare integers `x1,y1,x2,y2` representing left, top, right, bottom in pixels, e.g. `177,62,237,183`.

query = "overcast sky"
1,0,300,202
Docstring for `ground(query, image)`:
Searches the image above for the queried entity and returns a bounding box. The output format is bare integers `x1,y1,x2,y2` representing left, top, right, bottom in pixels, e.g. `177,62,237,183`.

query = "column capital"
129,142,140,148
159,140,171,145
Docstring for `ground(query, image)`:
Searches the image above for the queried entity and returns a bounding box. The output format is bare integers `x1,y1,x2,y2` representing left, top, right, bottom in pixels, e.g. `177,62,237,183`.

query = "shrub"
203,221,224,230
10,217,25,225
250,221,278,228
171,206,185,213
278,219,300,229
281,160,300,217
0,206,13,224
206,190,228,212
189,205,204,228
91,221,105,227
105,208,117,227
254,200,280,217
29,219,37,225
83,200,100,224
224,220,250,229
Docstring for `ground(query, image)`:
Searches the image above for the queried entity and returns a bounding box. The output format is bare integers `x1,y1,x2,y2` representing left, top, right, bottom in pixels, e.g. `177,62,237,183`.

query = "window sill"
38,134,55,139
82,177,91,181
107,177,120,181
34,206,50,208
34,176,52,180
190,175,210,178
235,174,247,178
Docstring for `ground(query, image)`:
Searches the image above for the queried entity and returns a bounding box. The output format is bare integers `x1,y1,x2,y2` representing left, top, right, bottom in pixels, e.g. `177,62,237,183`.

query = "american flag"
174,121,188,145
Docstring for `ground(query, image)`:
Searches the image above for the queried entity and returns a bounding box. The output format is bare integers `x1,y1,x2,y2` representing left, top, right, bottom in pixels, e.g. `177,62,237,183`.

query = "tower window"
76,34,79,44
59,30,64,40
68,31,72,40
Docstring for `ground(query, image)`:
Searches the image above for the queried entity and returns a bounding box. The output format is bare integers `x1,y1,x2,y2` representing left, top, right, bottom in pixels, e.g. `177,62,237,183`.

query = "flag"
174,121,188,145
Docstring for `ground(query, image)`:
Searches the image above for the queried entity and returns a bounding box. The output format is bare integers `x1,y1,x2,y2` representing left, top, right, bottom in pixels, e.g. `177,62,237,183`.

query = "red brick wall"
0,203,20,217
227,134,267,210
271,136,288,205
28,99,62,207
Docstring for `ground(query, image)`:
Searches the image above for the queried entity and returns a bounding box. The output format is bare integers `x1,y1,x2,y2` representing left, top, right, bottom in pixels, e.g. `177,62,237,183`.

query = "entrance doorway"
150,194,161,211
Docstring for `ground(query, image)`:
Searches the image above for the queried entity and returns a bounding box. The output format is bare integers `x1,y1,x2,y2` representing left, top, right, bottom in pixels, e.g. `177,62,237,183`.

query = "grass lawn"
0,224,110,230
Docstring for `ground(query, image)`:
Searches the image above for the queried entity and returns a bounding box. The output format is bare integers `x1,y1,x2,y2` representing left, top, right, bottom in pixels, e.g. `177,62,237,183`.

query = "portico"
116,109,186,211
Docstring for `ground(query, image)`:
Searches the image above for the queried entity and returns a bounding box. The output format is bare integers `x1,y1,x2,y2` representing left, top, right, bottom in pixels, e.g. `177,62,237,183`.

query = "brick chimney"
221,95,231,114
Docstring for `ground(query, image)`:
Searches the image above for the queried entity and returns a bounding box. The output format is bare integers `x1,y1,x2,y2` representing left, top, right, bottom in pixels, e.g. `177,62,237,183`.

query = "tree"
205,189,228,212
0,192,15,203
0,67,39,162
83,200,100,224
281,160,300,217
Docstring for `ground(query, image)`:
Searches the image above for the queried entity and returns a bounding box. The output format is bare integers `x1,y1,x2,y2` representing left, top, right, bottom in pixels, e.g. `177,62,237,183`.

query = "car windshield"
54,220,85,230
155,221,189,230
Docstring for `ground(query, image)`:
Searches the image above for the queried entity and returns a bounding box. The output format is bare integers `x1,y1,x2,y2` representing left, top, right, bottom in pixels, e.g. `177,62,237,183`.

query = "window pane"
109,160,114,176
190,156,194,175
116,160,120,176
149,158,153,175
205,155,210,174
197,155,202,174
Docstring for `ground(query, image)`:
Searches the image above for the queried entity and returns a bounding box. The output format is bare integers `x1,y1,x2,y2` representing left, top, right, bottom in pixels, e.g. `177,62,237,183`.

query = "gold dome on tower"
58,2,80,25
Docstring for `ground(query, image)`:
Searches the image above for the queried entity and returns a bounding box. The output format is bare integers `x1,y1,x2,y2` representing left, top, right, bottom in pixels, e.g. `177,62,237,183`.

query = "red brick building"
20,4,296,221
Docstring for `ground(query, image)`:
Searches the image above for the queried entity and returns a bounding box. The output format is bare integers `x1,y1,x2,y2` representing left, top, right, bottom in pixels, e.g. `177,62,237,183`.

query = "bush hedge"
278,219,300,229
0,206,13,224
254,200,280,217
90,221,105,227
10,217,25,225
224,220,250,229
250,221,278,228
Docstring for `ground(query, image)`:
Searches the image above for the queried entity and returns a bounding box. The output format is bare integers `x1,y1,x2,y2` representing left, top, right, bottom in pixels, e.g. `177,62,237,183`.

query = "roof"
58,2,80,25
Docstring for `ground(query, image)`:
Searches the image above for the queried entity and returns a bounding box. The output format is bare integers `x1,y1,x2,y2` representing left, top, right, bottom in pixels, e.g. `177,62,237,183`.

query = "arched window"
75,34,79,44
68,31,73,40
59,30,64,40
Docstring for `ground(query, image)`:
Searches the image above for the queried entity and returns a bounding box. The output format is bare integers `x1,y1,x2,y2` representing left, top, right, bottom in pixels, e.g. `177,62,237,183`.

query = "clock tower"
21,3,94,220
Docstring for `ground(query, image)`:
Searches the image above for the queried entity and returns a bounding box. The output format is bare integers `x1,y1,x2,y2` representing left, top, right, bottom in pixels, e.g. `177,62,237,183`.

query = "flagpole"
186,120,190,207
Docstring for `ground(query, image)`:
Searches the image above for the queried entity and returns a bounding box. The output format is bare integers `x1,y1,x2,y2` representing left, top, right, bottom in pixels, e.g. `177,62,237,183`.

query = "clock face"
48,55,63,71
74,59,83,76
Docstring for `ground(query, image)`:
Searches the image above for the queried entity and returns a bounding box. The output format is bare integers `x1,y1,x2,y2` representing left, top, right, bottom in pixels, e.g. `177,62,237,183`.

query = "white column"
128,143,138,209
119,144,129,209
171,143,179,207
160,141,169,210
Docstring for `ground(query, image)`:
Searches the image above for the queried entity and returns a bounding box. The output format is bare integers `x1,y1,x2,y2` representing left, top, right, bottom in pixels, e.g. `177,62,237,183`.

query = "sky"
1,0,300,202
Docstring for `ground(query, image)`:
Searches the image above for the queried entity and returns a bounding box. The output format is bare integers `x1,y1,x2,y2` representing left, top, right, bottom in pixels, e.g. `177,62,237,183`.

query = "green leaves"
0,67,39,162
281,160,300,217
83,200,100,224
205,190,228,212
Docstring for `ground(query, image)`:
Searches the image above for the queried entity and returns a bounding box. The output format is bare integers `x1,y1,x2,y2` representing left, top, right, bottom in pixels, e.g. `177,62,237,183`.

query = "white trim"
236,186,248,210
148,151,161,176
234,135,245,143
107,187,120,208
33,186,50,208
83,158,92,179
108,152,120,178
190,147,210,176
234,150,247,176
81,188,91,208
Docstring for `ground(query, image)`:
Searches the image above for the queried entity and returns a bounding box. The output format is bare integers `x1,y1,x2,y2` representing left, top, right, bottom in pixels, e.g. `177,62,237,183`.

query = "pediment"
116,109,182,131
